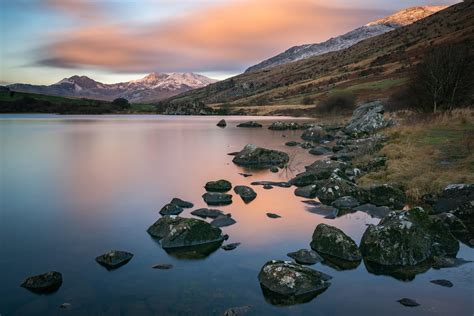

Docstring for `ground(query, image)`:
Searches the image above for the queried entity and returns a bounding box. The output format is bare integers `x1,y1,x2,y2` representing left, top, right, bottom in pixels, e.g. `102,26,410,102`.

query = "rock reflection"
363,259,431,281
260,284,329,306
163,241,223,260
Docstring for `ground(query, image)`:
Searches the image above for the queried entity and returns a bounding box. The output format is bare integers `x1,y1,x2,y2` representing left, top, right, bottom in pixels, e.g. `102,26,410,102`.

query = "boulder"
205,179,232,192
191,208,225,219
222,306,251,316
211,214,237,228
234,185,257,203
366,184,406,209
301,126,326,142
430,279,453,287
202,192,233,205
159,203,184,216
344,101,390,135
287,249,323,265
433,184,474,214
95,250,133,270
294,185,318,199
316,172,364,204
309,146,331,156
310,224,362,262
217,119,227,127
232,144,289,168
21,272,63,293
289,172,319,187
221,243,241,251
258,260,331,301
360,207,459,266
170,198,194,208
269,121,310,131
304,160,348,180
148,216,225,248
237,121,262,128
331,196,360,210
432,212,472,246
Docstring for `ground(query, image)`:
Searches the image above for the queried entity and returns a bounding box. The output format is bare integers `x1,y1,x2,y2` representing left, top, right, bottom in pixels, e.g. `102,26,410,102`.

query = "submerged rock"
159,203,184,216
148,216,225,249
217,119,227,127
95,250,134,270
191,208,224,219
258,260,331,305
431,256,472,269
237,121,262,128
202,192,233,205
211,214,237,228
266,213,281,219
21,271,63,293
287,249,323,265
360,207,459,266
305,204,338,219
152,264,173,269
397,298,420,307
345,101,391,135
234,185,257,203
270,167,279,173
366,184,406,209
170,198,194,208
430,279,453,287
316,172,364,204
301,126,326,142
232,144,289,168
310,224,361,262
205,179,232,192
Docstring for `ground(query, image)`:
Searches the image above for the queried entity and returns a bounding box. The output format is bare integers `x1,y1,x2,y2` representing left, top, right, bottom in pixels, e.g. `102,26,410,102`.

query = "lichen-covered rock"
205,179,232,192
217,119,227,127
258,260,331,299
159,203,184,216
360,207,459,266
170,198,194,208
366,184,406,209
287,249,323,265
237,121,262,128
234,185,257,203
95,250,133,269
232,144,289,168
331,196,360,210
289,172,319,187
310,224,361,261
21,271,63,293
344,101,391,135
148,216,225,248
433,184,474,214
191,208,225,219
316,172,364,204
304,160,348,180
301,126,326,142
202,192,233,205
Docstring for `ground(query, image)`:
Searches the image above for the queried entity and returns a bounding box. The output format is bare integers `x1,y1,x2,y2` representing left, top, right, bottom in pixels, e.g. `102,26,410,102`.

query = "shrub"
315,91,356,115
301,96,315,105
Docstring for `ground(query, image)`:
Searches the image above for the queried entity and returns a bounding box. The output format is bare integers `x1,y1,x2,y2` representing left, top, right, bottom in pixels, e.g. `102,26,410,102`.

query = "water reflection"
260,284,329,306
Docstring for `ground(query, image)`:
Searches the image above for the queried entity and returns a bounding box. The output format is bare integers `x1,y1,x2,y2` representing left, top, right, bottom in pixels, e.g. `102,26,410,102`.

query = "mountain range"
246,6,447,72
8,72,217,103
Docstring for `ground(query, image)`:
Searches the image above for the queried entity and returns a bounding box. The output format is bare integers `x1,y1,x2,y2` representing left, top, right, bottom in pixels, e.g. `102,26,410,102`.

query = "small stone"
159,203,184,216
211,215,237,227
170,198,194,208
95,250,134,270
239,173,253,177
217,119,227,127
221,243,241,251
270,167,279,173
430,279,453,287
152,264,173,269
397,298,420,307
266,213,281,218
285,141,299,147
191,208,224,219
59,303,72,310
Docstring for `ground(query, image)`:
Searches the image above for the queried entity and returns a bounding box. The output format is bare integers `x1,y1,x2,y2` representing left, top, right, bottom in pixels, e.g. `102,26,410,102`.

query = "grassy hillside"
164,1,473,114
0,90,156,114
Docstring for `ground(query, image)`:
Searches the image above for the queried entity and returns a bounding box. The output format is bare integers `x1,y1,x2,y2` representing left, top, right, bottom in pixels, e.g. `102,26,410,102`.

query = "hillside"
164,1,473,115
246,6,446,73
8,72,217,104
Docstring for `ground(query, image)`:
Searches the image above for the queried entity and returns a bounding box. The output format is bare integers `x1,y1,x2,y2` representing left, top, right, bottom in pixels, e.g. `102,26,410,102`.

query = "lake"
1,114,473,315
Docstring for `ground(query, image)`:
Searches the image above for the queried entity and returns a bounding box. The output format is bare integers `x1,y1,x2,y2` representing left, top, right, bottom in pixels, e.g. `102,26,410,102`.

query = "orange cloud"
39,0,386,72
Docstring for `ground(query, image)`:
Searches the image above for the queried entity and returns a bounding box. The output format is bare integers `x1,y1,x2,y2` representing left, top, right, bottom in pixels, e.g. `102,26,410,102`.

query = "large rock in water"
315,172,364,204
360,207,459,266
232,144,289,168
202,192,233,205
345,101,391,135
147,216,225,248
95,250,134,270
21,271,63,293
258,260,331,305
205,179,232,192
234,185,257,203
310,224,362,262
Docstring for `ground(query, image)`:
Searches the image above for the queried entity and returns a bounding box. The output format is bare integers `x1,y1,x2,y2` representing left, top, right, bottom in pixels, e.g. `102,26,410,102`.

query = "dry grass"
356,109,474,200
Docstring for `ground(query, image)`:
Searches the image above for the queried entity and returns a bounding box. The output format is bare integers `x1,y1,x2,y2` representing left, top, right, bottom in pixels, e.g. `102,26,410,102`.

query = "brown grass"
356,109,474,200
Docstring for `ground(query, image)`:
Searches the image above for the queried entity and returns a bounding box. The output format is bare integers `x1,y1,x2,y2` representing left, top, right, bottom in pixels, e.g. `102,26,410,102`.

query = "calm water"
1,115,473,315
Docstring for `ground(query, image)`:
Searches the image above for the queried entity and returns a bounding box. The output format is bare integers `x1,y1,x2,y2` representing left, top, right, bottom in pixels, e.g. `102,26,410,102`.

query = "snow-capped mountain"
8,73,218,103
245,6,446,72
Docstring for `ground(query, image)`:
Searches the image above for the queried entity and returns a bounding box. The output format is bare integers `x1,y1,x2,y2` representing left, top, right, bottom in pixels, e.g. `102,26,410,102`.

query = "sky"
0,0,460,85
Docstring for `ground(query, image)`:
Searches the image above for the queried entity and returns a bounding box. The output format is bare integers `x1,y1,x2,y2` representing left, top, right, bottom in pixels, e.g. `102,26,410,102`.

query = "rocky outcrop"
21,271,63,293
95,250,134,270
147,216,225,248
232,144,289,168
310,224,362,262
344,101,394,135
258,260,331,305
234,185,257,203
360,207,459,266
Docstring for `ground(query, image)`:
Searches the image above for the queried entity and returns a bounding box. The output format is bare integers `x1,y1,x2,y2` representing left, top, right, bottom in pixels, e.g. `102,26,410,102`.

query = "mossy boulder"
205,179,232,192
147,216,225,249
360,207,459,266
258,260,331,304
232,144,289,168
310,224,362,262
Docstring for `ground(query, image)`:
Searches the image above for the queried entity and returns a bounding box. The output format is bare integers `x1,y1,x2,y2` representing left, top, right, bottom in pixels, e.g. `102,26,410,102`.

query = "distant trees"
315,91,356,115
407,43,473,112
112,98,130,110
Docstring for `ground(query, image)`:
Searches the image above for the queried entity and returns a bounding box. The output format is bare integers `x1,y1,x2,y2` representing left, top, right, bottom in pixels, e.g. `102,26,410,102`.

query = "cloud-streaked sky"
0,0,459,85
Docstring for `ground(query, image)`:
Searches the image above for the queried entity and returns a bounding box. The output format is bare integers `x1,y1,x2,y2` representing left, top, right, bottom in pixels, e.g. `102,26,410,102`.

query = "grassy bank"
356,109,474,200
